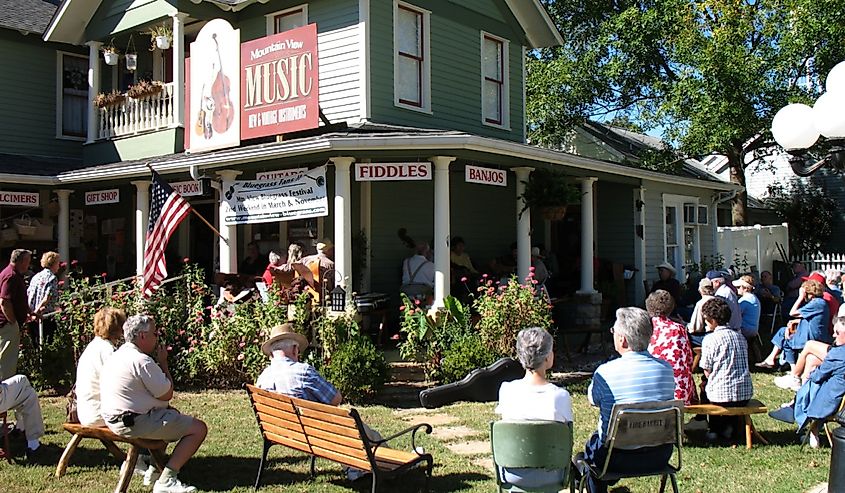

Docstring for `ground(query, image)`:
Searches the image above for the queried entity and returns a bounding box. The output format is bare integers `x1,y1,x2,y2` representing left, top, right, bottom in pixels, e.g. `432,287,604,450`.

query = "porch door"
663,195,701,278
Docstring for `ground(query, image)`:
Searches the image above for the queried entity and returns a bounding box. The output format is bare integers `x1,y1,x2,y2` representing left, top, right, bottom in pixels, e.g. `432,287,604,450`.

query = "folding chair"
491,420,573,493
822,395,845,446
573,400,683,493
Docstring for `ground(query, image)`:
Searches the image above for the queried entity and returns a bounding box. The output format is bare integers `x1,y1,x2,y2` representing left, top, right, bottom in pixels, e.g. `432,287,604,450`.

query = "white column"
172,13,187,126
432,156,456,307
331,157,355,289
56,190,72,263
131,180,151,276
360,180,372,292
86,41,102,143
634,187,646,304
578,177,598,294
513,167,534,282
218,170,242,274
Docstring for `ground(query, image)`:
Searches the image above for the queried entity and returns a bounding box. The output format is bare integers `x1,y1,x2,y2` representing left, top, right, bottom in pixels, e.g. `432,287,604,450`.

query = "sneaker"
774,374,801,392
24,445,49,466
343,467,367,482
153,477,197,493
808,429,821,449
133,455,150,476
144,464,162,486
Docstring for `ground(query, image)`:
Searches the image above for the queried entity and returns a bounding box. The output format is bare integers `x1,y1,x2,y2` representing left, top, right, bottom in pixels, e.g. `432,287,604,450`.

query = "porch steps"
378,361,430,406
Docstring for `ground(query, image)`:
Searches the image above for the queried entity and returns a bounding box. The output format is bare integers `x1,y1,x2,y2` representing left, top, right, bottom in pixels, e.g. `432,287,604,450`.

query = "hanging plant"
125,34,138,71
93,90,126,109
147,23,173,51
101,40,119,66
126,80,164,99
518,168,582,221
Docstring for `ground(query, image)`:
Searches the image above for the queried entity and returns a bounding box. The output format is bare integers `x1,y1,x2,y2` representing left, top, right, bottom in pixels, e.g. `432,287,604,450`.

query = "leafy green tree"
765,180,837,255
530,0,845,225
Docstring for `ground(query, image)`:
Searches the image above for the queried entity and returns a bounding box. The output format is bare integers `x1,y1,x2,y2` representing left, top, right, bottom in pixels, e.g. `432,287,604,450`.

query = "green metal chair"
573,400,683,493
490,420,573,493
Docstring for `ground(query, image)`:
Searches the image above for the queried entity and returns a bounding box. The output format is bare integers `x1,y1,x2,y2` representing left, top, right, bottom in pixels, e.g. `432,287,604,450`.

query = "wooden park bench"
245,384,434,492
55,423,168,493
683,399,770,449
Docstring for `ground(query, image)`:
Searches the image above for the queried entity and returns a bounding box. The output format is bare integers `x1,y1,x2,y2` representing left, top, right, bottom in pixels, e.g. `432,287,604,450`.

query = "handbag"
66,384,79,424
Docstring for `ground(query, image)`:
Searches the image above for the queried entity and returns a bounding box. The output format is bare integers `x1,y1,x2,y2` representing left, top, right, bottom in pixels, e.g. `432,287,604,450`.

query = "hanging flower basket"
103,50,119,65
540,205,568,221
126,80,164,99
125,53,138,71
155,35,171,50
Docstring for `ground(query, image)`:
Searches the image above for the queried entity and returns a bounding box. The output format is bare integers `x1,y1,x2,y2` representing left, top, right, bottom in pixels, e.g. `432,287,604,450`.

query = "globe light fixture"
771,61,845,176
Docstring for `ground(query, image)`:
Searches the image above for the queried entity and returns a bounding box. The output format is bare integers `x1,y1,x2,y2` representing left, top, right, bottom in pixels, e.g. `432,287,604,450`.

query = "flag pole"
146,163,228,245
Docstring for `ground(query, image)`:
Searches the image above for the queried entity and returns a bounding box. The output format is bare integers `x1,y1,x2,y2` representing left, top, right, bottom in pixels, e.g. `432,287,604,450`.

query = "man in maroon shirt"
0,249,32,379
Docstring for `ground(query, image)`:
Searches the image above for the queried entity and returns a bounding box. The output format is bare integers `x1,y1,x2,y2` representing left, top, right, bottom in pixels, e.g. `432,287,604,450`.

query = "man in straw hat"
651,262,681,306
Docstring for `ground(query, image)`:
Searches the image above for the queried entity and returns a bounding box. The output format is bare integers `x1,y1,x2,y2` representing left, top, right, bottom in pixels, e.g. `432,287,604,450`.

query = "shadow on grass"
183,454,313,491
683,428,804,448
325,468,489,492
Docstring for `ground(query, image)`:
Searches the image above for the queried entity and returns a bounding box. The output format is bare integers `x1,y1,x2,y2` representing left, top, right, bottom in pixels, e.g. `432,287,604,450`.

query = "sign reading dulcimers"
186,19,241,153
241,24,319,139
221,166,328,225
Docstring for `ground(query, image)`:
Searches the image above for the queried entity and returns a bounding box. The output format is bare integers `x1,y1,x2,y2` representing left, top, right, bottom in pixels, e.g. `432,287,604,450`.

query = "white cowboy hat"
316,239,334,252
261,323,309,356
656,262,677,275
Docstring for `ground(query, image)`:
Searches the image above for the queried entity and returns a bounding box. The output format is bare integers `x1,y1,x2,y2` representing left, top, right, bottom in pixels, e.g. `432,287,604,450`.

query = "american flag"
142,170,192,297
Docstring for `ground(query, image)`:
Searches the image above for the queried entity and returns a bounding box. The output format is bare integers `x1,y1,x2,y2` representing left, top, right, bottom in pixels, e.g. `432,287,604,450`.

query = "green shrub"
323,336,387,403
398,294,472,382
439,333,499,384
473,276,553,357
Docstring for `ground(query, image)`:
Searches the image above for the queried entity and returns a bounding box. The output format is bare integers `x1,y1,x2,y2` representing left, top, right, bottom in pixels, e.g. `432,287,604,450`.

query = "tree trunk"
728,151,748,226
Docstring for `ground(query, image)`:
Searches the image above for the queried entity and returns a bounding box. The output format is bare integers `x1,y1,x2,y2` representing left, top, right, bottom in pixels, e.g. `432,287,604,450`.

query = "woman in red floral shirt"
646,289,698,404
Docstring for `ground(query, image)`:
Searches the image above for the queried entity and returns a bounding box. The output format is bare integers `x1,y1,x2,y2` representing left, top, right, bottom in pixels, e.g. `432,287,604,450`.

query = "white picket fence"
792,253,845,274
98,82,175,139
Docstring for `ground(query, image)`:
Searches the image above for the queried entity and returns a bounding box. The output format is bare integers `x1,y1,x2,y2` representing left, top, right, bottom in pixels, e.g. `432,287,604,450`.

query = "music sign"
465,165,507,187
241,24,319,139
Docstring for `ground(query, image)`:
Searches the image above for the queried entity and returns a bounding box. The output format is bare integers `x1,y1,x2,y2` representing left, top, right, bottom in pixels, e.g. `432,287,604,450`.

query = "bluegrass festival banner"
221,166,328,225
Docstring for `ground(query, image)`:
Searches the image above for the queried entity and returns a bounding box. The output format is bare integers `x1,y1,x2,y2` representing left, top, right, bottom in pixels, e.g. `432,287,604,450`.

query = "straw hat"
261,323,308,356
732,278,754,290
656,262,676,275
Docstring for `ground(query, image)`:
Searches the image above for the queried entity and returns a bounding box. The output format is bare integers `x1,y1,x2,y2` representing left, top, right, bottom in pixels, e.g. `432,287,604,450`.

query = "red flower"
460,277,468,283
70,259,79,266
100,272,108,278
399,305,406,311
182,257,191,263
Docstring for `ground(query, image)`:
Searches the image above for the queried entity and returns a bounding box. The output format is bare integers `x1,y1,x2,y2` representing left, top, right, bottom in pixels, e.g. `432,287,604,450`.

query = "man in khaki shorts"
0,249,33,379
101,315,207,493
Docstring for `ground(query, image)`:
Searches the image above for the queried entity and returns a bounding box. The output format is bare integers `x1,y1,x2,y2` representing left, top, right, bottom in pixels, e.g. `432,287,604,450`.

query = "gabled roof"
0,0,59,35
503,0,563,48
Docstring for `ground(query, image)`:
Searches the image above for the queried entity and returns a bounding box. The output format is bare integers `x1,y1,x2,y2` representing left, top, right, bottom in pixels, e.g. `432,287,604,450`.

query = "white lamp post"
771,60,845,176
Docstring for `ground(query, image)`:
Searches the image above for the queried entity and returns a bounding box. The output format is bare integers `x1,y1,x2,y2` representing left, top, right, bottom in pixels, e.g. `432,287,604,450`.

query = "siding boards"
0,30,83,159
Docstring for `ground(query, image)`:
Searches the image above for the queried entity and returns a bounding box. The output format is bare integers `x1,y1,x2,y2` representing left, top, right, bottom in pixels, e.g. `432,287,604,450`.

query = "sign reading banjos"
465,165,507,187
0,191,39,207
354,162,431,181
85,189,120,205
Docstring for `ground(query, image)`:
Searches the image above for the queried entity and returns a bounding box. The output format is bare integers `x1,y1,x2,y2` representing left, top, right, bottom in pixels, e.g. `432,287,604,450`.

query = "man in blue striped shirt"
579,307,676,493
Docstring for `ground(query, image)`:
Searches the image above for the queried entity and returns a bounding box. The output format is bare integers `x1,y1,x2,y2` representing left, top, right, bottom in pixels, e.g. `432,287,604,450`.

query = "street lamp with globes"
771,61,845,176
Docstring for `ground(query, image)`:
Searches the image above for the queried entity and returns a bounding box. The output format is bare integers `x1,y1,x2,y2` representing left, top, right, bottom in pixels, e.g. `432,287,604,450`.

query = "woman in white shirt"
496,327,573,488
75,307,126,426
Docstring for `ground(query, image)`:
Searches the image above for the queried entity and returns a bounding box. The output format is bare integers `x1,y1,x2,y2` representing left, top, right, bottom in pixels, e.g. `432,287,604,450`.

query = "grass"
0,373,830,493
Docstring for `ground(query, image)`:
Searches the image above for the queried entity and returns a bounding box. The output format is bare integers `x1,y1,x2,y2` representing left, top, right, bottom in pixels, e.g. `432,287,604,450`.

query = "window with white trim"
266,4,307,35
481,33,508,127
663,194,701,275
57,53,88,139
394,1,430,112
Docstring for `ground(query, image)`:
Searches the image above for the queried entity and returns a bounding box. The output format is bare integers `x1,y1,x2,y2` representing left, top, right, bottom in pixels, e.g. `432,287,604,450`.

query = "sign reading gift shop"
354,162,432,181
0,191,39,206
241,24,319,138
186,20,320,153
465,165,507,187
221,166,328,225
85,189,120,205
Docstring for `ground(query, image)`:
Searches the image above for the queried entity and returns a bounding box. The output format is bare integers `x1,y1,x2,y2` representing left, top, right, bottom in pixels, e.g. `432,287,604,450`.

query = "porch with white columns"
432,156,456,307
217,170,242,274
171,13,187,127
56,190,72,263
85,41,101,144
577,177,598,294
331,157,354,289
634,186,647,304
131,180,150,275
513,167,534,282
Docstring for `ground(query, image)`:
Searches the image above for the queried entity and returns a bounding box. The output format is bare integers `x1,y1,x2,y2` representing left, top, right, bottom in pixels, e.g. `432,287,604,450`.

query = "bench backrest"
246,384,374,471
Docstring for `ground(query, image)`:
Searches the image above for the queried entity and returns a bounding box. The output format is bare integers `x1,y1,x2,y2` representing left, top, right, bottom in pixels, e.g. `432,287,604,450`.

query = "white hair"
613,307,653,352
124,314,155,343
516,327,553,371
268,251,282,264
270,338,298,354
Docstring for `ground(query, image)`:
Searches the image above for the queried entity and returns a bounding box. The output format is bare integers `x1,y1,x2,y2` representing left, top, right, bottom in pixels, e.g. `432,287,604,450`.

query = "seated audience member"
829,269,845,303
302,239,335,290
576,307,675,493
806,271,840,331
101,315,208,493
239,241,264,277
758,280,830,371
76,307,126,427
688,278,715,338
496,327,573,489
646,291,697,405
530,247,550,285
734,275,761,338
401,241,435,299
699,297,754,441
256,323,381,481
0,374,45,463
770,316,845,448
783,262,809,315
706,270,742,330
449,236,478,276
650,263,681,307
757,270,783,319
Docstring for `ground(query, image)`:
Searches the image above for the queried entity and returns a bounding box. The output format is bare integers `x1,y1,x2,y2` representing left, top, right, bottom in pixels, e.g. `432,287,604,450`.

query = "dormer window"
394,1,431,113
481,32,509,128
266,4,308,35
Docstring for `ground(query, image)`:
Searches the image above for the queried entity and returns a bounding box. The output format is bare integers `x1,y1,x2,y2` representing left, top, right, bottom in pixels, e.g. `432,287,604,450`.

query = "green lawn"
0,373,830,493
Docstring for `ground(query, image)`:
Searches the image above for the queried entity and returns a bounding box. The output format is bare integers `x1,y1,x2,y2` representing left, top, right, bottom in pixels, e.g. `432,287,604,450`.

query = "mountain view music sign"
240,24,319,139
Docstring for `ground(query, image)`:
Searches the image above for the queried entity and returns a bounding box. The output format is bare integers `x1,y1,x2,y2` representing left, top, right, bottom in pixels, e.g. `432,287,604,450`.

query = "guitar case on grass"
419,357,523,409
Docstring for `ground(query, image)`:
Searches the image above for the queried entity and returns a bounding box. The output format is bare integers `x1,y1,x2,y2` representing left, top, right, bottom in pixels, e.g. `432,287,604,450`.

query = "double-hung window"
266,5,307,35
57,52,88,139
394,1,430,112
481,33,508,127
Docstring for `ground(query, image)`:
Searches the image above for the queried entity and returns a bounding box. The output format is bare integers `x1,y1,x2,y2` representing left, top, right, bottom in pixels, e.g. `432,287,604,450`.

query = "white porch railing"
97,82,175,139
792,253,845,273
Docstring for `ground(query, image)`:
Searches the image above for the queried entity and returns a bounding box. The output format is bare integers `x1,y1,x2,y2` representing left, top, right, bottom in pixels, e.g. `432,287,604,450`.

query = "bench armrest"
369,423,432,456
